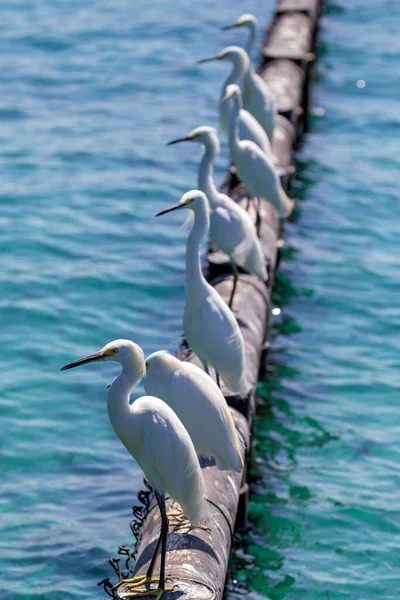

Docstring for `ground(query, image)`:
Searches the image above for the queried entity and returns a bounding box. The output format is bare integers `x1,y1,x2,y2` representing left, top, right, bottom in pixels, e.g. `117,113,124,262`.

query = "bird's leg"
246,196,251,211
255,197,261,237
118,492,173,600
138,524,163,587
113,493,173,598
228,262,239,310
157,492,170,591
216,372,221,389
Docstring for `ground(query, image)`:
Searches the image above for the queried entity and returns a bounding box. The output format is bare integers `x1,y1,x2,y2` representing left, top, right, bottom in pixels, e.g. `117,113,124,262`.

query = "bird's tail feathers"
215,447,243,473
280,185,294,218
236,370,249,399
211,406,244,473
181,455,210,527
223,366,248,398
184,490,210,527
220,328,248,397
237,241,268,282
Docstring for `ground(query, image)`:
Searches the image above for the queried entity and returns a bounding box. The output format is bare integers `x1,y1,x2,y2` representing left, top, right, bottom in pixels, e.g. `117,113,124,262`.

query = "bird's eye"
145,361,149,369
111,348,118,354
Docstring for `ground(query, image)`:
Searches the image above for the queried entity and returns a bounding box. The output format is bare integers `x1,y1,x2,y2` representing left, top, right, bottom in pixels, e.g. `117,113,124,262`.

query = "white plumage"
222,13,258,57
198,51,272,158
167,126,267,287
133,396,208,526
224,84,293,219
62,340,211,594
145,350,243,472
199,45,275,141
157,190,248,397
61,339,209,527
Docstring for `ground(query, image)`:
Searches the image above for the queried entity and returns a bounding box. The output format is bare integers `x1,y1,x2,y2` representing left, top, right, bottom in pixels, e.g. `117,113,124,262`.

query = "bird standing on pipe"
157,190,248,397
198,45,276,141
197,49,272,157
61,339,210,600
167,126,267,307
224,84,294,219
144,350,244,472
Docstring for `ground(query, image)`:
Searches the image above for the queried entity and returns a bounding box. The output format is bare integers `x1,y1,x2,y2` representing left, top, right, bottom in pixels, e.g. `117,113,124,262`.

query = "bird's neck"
107,365,142,445
223,57,247,94
246,22,257,56
198,144,219,207
185,207,209,293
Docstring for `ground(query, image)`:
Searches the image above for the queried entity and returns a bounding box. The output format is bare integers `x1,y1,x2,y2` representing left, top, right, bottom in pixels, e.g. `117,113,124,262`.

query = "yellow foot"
112,575,149,591
167,507,191,532
124,584,174,600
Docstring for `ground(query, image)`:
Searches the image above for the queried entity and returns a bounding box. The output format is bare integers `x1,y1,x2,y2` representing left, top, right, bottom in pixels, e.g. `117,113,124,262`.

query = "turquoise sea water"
1,1,399,599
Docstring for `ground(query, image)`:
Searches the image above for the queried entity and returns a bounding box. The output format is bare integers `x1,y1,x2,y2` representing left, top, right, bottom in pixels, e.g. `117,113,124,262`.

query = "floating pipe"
114,1,322,597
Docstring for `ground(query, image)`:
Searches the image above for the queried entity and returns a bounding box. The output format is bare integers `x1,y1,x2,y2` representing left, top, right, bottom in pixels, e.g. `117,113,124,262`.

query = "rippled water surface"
1,1,399,599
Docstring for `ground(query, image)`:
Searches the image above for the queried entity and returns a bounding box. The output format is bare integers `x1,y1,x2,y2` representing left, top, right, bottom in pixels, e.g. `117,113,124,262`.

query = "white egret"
144,350,243,472
197,52,272,158
222,13,258,57
157,190,248,397
61,339,209,599
198,45,276,141
167,126,267,306
224,84,294,219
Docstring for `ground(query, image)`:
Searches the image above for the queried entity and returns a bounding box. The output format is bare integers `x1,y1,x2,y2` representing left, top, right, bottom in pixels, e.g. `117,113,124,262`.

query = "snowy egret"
221,13,258,56
222,13,258,57
224,84,293,219
61,339,209,599
167,126,267,306
198,49,272,156
145,350,243,471
198,46,275,141
157,190,248,397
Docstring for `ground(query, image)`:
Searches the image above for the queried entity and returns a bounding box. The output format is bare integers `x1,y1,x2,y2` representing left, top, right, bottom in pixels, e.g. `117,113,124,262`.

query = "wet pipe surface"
115,1,322,598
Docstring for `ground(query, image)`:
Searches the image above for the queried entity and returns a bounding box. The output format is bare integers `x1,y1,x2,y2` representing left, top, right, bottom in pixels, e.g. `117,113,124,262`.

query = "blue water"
1,0,399,599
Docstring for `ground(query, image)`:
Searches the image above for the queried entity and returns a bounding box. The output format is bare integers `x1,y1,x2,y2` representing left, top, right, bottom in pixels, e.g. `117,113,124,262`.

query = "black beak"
61,351,105,371
166,136,192,146
156,202,185,217
221,23,239,30
197,55,219,64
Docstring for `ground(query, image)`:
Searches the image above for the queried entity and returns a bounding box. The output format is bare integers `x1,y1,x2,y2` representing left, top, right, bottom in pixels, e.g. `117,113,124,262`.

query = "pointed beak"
197,55,219,64
156,201,186,217
166,135,193,146
221,22,240,30
61,350,105,371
